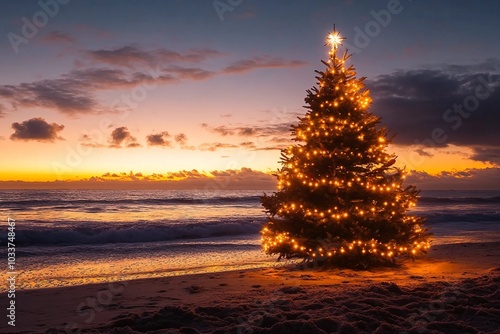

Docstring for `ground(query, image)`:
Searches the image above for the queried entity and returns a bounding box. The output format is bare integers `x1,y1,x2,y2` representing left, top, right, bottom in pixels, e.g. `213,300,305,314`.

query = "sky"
0,0,499,189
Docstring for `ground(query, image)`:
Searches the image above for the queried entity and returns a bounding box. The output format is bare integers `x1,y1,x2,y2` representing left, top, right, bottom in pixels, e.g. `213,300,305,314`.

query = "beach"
5,241,500,333
1,189,499,333
1,190,499,291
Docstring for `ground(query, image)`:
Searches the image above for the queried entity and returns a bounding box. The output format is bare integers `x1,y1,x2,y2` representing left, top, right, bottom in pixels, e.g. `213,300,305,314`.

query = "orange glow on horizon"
0,144,493,183
391,144,492,175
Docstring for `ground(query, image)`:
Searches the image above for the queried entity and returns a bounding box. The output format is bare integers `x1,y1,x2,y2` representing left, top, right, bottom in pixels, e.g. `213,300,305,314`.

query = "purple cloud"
10,117,64,142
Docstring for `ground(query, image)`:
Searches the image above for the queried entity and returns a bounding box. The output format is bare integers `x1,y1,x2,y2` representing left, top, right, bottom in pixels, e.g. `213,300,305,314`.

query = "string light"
260,28,431,266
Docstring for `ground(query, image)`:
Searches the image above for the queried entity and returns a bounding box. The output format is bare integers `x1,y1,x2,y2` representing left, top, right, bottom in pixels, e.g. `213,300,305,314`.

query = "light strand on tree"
260,27,431,268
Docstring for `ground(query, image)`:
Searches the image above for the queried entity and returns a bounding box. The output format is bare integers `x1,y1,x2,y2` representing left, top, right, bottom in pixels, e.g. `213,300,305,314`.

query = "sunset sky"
1,0,499,189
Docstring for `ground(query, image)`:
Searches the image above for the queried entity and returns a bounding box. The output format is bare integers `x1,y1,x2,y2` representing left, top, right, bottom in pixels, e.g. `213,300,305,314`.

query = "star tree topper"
326,25,346,55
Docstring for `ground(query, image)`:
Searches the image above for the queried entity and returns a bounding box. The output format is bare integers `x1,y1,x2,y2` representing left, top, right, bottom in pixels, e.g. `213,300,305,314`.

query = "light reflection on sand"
2,248,296,291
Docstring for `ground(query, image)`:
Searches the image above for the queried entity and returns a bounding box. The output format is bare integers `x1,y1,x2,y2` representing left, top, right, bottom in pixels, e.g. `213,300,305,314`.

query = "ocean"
1,189,499,291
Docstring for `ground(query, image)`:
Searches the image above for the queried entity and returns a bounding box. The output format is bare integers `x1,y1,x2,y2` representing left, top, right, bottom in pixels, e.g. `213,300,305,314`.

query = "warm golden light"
326,30,345,52
260,27,431,267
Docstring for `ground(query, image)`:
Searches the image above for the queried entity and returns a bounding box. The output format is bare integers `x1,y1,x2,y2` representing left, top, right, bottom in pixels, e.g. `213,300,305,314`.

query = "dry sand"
3,241,499,334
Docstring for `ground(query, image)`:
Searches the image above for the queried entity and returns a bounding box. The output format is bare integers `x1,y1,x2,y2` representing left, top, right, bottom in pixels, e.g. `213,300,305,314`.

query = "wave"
0,195,262,208
423,212,500,223
2,195,500,209
4,219,262,246
8,210,499,247
419,196,500,205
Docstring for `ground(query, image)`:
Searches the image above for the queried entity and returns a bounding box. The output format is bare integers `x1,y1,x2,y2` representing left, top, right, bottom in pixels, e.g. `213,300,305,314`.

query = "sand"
2,241,499,334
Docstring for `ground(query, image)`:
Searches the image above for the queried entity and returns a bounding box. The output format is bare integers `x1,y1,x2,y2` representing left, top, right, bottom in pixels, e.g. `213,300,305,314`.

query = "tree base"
290,255,400,270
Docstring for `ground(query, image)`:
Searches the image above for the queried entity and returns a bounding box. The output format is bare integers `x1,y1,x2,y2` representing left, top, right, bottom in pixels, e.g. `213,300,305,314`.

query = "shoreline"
4,241,500,333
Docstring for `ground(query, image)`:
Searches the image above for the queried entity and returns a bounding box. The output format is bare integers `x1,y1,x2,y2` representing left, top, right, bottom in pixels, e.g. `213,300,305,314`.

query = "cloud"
405,167,500,190
174,133,188,145
139,131,291,152
145,132,193,149
3,167,499,190
238,127,256,136
269,136,292,144
42,31,76,44
210,125,235,136
255,145,288,151
86,46,305,76
0,68,176,116
414,148,434,157
86,46,224,68
0,168,277,190
87,46,151,67
240,141,256,149
0,78,99,116
0,44,305,116
79,133,105,148
200,121,294,152
367,60,500,149
70,67,179,90
109,126,140,148
442,58,500,74
146,131,171,147
171,133,196,150
200,140,287,152
10,117,64,142
199,142,239,151
165,66,214,80
470,146,500,164
222,56,307,74
203,123,290,137
236,141,288,151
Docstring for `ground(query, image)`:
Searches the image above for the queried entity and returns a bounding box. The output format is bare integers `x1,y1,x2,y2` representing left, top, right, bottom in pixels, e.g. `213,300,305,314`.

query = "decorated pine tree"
261,28,431,268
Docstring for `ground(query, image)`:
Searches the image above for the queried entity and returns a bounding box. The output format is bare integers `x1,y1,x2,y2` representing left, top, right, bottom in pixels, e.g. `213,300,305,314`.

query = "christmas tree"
261,27,431,268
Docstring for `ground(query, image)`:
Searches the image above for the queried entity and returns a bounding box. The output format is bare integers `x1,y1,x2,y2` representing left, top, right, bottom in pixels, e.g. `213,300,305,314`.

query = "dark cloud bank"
368,59,500,163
